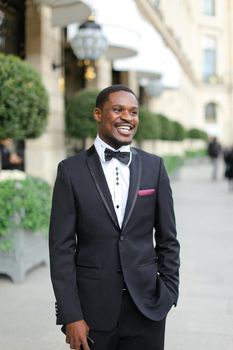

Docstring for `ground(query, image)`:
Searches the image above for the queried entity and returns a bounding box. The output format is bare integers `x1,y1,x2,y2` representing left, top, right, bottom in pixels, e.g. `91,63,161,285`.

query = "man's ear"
93,107,102,123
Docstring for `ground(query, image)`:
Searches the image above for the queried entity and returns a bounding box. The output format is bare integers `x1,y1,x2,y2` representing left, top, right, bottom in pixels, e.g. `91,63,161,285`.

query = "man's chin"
115,138,132,148
105,135,133,149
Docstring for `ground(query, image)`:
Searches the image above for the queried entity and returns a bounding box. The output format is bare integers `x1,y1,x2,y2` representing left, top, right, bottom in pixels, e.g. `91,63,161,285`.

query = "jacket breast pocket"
76,265,100,280
137,194,155,202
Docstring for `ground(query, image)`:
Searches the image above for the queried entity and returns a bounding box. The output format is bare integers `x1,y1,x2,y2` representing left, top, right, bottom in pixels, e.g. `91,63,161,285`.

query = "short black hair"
95,85,138,108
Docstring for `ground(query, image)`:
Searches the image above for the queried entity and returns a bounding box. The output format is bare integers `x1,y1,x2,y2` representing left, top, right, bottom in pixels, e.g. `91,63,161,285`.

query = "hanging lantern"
145,79,163,97
70,16,108,61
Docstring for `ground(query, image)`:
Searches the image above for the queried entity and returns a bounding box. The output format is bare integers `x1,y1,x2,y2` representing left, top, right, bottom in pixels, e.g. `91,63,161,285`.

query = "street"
166,158,233,349
0,158,233,350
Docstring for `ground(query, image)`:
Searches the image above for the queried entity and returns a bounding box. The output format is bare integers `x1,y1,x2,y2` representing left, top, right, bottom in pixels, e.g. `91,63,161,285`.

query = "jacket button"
120,236,124,241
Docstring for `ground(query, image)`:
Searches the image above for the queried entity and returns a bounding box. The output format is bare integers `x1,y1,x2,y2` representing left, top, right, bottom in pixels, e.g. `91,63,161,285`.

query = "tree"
65,88,99,149
135,106,161,143
187,128,208,140
171,120,187,141
156,114,175,140
0,53,48,139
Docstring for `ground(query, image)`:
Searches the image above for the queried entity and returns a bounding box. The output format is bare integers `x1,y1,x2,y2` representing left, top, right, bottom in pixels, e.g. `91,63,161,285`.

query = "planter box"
0,230,48,283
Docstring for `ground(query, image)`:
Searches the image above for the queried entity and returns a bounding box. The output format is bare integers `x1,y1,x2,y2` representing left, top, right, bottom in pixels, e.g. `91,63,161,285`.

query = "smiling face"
93,90,139,149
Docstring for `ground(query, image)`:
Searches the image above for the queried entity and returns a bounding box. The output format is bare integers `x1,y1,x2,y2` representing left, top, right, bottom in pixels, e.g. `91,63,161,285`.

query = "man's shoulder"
59,149,88,168
131,147,161,163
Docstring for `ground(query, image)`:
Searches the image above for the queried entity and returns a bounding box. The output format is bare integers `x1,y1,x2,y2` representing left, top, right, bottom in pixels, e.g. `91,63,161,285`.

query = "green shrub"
187,128,208,140
0,176,51,252
163,155,184,174
171,121,187,141
185,149,207,158
65,88,99,140
135,106,160,142
0,53,49,139
156,114,175,140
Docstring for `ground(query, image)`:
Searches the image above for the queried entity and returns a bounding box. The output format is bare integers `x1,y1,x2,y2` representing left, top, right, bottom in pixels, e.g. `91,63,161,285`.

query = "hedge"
187,128,208,140
65,88,99,139
135,107,161,141
0,176,51,252
0,53,48,139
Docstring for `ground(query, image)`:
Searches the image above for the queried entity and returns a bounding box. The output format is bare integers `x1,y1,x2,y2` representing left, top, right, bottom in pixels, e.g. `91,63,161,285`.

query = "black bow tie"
104,148,130,165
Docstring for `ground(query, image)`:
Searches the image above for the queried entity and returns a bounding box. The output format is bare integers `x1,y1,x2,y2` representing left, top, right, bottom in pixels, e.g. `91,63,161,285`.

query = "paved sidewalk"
166,158,233,349
0,159,233,350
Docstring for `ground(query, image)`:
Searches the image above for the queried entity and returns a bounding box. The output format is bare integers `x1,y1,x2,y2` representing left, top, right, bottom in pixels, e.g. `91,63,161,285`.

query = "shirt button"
116,205,119,209
120,236,124,241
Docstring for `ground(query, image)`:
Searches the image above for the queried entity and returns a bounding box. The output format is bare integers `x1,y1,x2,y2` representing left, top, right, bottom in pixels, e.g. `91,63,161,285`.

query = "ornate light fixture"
70,16,108,61
145,79,163,97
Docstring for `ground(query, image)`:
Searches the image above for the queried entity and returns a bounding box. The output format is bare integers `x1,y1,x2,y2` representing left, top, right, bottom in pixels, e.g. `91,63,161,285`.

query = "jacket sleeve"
154,158,180,305
49,161,83,324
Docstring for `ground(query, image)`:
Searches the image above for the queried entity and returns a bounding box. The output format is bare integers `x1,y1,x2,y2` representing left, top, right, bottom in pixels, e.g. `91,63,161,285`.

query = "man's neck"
96,134,130,152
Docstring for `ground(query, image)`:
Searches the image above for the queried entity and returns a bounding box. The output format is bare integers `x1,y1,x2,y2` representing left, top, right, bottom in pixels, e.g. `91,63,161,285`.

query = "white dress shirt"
94,135,131,227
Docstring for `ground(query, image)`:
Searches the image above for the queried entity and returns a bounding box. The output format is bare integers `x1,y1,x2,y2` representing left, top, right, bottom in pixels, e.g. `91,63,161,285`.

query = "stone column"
95,56,112,89
83,56,112,90
25,0,65,184
120,71,139,96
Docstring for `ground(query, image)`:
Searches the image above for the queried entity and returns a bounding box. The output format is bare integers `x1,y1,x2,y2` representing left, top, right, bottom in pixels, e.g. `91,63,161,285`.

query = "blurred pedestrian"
223,147,233,191
49,85,180,350
0,139,24,171
207,137,221,180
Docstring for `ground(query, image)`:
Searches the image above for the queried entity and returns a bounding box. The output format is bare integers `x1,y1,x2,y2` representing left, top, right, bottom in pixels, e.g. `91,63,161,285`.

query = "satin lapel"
86,146,120,230
122,148,142,231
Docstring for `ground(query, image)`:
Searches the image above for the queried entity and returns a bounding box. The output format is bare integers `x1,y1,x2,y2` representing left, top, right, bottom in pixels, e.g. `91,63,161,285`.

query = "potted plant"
65,88,99,150
0,53,48,140
0,171,51,282
0,53,50,282
134,106,161,146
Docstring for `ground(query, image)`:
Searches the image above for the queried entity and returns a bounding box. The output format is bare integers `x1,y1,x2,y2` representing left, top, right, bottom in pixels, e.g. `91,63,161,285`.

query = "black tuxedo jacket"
49,145,180,331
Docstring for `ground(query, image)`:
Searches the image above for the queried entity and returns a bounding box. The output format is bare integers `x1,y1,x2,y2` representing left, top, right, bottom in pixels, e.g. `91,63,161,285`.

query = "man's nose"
121,109,132,120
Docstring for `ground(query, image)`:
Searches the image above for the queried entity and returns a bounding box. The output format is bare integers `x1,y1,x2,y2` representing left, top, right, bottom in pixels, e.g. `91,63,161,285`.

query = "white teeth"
117,125,131,131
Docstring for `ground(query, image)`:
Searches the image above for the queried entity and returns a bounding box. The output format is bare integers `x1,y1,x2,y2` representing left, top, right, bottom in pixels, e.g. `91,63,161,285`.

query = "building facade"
137,0,233,144
1,0,233,182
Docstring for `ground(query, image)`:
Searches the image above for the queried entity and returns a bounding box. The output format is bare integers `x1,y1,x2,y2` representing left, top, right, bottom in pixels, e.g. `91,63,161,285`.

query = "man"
0,139,24,170
49,85,180,350
207,136,221,180
224,146,233,190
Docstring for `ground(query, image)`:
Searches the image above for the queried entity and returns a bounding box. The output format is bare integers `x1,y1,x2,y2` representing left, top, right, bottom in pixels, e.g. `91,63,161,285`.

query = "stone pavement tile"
181,284,233,300
176,294,229,314
165,330,233,350
0,266,66,350
167,310,233,334
166,159,233,350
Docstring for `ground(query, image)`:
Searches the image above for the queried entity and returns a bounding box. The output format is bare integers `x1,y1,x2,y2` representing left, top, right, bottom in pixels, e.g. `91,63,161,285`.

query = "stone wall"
25,0,66,184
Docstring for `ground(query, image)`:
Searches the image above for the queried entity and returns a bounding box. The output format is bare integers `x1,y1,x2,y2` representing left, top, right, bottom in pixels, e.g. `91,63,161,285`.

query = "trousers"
89,289,166,350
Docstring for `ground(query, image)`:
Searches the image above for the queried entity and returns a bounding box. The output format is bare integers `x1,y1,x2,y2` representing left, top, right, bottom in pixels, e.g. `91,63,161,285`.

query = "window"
151,0,160,7
0,1,25,56
202,35,217,82
203,0,215,16
205,102,217,123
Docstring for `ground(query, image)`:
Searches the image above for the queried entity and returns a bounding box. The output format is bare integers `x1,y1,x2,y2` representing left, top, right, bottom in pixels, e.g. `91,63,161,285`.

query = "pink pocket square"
138,189,155,196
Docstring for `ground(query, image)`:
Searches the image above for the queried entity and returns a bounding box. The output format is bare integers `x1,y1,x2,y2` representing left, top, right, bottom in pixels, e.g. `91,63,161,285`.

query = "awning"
89,0,140,59
113,19,181,88
34,0,92,27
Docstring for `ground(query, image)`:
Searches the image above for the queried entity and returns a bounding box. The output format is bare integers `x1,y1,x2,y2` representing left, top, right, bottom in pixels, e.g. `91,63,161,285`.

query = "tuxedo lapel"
86,146,120,230
122,148,142,231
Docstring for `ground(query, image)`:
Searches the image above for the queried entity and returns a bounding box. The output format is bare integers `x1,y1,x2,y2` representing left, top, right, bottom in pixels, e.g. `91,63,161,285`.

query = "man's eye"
113,108,121,113
131,111,138,116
